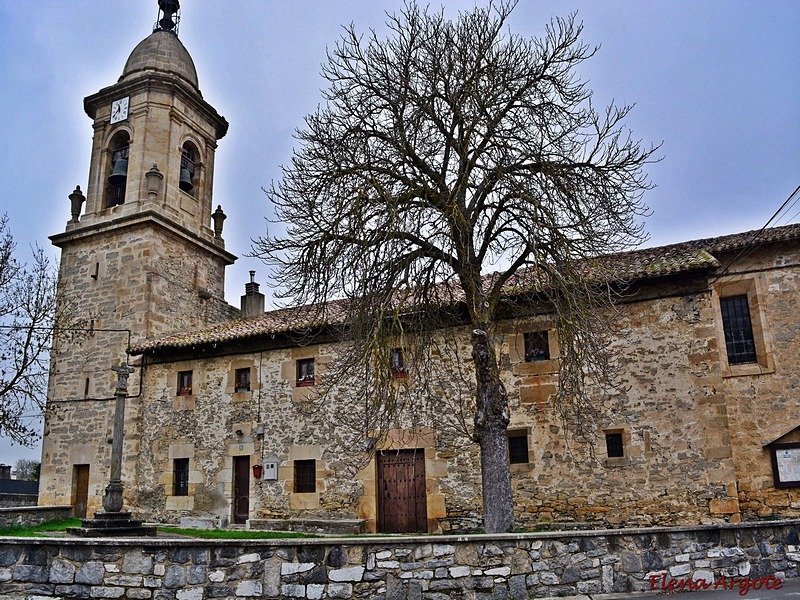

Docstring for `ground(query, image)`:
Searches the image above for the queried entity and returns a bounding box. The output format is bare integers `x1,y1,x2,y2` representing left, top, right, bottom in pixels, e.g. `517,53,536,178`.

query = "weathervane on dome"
154,0,181,35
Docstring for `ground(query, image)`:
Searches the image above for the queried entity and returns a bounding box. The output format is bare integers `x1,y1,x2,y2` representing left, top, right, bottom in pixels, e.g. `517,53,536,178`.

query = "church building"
39,3,800,533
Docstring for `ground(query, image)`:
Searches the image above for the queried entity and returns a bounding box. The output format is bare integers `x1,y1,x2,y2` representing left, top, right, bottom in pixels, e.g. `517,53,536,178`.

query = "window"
294,459,316,493
177,370,193,396
235,368,251,393
508,431,529,464
296,358,315,386
524,331,550,362
720,295,757,364
173,458,189,496
180,143,197,195
105,134,130,208
390,348,407,378
605,432,624,458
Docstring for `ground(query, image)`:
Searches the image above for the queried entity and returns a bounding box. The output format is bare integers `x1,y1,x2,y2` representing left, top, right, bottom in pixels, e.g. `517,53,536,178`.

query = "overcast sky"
0,1,798,467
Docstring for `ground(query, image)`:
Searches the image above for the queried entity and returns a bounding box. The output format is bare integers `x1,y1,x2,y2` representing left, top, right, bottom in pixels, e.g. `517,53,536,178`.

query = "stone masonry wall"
713,245,800,519
41,220,232,516
132,274,752,531
0,496,38,509
0,507,73,529
0,521,798,599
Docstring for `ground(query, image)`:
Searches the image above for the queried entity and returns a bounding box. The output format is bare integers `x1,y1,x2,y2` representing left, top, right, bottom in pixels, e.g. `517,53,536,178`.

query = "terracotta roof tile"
130,223,800,354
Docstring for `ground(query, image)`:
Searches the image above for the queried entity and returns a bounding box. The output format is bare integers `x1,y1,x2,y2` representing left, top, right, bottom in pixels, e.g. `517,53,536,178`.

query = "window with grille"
605,433,624,458
524,331,550,362
294,459,316,493
720,295,757,364
177,370,193,396
296,358,315,386
173,458,189,496
235,368,250,392
507,432,529,464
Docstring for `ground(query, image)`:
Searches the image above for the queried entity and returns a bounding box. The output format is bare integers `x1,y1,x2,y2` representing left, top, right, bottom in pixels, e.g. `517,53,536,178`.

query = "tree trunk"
472,328,514,533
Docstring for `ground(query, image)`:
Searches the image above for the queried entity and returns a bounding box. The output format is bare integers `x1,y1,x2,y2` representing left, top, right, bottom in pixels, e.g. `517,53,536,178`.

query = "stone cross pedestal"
68,363,156,537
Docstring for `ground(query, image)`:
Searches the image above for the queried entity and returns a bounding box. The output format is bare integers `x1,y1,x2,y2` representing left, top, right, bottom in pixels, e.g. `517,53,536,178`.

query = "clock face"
110,97,129,124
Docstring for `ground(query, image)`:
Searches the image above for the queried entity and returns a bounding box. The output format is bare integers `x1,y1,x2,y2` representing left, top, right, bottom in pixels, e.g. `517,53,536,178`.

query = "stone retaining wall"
0,506,73,529
0,520,798,599
0,495,39,509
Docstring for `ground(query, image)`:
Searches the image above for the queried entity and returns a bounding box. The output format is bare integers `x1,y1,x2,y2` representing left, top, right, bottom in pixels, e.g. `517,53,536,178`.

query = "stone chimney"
240,270,265,318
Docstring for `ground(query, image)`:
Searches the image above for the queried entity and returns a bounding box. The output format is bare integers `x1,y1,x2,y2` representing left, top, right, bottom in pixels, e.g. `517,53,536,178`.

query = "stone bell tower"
39,1,236,513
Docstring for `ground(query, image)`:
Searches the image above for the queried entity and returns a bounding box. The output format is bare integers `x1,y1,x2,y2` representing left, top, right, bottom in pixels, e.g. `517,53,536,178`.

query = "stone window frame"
603,427,631,467
227,361,259,399
283,445,324,511
166,443,196,510
712,276,774,377
509,323,559,376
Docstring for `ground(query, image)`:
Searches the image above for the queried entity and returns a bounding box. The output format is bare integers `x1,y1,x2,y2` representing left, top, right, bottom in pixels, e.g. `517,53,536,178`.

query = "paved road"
574,576,800,600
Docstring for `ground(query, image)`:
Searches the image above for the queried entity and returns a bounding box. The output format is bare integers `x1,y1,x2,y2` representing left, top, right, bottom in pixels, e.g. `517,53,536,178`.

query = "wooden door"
377,449,427,533
233,456,250,524
72,465,90,519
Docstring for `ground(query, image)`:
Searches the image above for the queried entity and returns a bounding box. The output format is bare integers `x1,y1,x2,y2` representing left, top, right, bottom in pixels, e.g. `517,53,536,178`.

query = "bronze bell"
107,158,128,186
179,167,193,192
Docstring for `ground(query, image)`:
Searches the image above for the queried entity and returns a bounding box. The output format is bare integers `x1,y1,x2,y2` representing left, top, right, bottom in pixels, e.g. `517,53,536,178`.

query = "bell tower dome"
73,0,228,242
40,1,237,514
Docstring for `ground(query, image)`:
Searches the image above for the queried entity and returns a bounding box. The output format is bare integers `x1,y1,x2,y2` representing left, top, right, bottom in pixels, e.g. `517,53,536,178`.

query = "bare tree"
0,215,60,447
253,2,656,532
14,458,40,481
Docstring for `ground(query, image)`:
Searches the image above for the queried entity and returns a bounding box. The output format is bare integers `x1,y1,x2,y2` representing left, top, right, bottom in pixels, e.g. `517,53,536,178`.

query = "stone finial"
212,205,227,239
69,186,86,223
145,163,164,198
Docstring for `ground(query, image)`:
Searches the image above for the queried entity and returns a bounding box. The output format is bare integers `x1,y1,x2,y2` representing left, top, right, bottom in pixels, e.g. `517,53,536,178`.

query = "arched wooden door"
377,449,427,533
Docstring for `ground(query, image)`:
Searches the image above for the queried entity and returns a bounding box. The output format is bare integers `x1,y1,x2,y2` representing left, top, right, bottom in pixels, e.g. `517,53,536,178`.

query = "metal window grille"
296,358,315,386
235,368,250,392
173,458,189,496
606,433,624,458
720,295,757,364
524,331,550,362
294,459,316,493
508,433,529,464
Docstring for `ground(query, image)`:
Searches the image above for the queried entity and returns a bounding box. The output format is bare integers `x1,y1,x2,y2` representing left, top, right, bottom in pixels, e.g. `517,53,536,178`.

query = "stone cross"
103,362,134,514
112,363,134,395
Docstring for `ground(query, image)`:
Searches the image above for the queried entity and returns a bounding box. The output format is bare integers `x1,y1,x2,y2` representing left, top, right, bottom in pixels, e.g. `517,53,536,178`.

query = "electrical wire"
710,183,800,285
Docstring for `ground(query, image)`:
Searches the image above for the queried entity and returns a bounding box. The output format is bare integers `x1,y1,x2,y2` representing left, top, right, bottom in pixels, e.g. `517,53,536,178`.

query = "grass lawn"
156,526,318,539
0,518,82,537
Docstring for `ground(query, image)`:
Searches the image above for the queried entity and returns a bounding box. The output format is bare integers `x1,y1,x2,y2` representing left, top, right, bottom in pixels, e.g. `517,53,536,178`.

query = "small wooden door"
377,449,427,533
233,456,250,524
72,465,90,519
